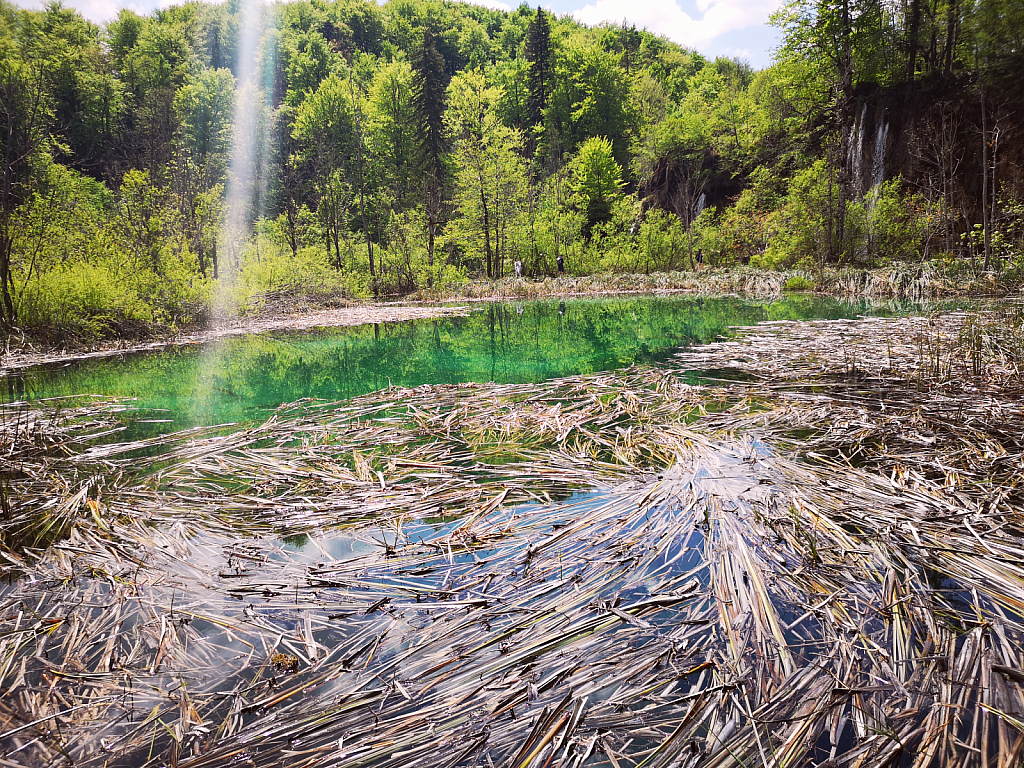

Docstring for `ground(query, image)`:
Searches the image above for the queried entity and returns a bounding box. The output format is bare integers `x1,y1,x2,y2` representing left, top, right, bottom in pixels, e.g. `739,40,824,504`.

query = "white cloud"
573,0,779,50
466,0,514,11
16,0,174,23
721,47,752,60
376,0,513,11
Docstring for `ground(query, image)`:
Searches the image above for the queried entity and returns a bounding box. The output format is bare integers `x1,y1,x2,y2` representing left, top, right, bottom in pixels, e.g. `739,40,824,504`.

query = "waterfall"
867,119,889,212
872,119,889,190
695,192,706,218
851,103,867,195
217,0,269,317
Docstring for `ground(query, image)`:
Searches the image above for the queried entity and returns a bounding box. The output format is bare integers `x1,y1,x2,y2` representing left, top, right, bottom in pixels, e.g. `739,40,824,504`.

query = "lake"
2,294,906,436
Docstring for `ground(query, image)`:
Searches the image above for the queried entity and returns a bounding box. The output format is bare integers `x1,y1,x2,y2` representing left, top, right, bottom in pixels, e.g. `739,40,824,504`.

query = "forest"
2,0,1023,340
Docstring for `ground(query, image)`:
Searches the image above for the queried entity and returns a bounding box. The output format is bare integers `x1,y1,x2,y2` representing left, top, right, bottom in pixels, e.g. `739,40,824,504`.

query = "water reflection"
2,294,899,435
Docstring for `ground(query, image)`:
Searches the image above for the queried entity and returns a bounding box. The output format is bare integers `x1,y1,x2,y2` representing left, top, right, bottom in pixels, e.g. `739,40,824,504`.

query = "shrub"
783,275,815,292
233,238,372,312
18,261,154,340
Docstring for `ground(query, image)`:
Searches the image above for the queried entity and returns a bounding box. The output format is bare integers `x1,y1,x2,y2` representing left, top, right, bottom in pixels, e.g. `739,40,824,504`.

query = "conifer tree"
525,7,551,135
411,29,448,181
411,29,449,268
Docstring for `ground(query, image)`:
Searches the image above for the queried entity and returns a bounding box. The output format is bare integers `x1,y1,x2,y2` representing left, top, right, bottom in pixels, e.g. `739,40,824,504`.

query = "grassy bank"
4,262,1022,361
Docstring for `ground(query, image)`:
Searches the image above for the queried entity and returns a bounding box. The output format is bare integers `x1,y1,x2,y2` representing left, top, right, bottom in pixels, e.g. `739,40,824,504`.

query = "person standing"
556,254,564,275
514,258,522,278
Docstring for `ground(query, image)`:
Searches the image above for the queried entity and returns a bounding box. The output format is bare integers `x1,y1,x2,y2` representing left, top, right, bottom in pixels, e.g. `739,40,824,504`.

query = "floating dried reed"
1,309,1022,767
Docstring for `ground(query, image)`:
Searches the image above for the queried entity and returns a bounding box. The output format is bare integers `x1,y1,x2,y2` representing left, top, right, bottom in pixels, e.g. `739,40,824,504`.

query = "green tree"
568,136,623,233
0,9,53,328
773,0,894,263
367,58,415,207
546,40,630,169
491,58,529,130
38,3,121,176
109,9,192,174
284,30,335,108
445,70,529,278
173,67,233,277
293,73,356,269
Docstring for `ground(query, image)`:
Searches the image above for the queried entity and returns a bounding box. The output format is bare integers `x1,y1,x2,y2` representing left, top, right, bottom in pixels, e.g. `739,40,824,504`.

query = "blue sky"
16,0,783,69
549,0,781,69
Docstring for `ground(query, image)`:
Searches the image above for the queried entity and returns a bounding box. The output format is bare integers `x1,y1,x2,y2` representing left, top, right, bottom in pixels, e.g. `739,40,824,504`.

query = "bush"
11,164,210,339
233,238,372,312
783,275,815,292
18,261,154,339
715,166,782,265
866,178,927,264
756,160,841,269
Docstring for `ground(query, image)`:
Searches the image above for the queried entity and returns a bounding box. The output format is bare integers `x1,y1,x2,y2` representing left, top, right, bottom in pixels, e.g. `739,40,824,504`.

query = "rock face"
638,70,1024,254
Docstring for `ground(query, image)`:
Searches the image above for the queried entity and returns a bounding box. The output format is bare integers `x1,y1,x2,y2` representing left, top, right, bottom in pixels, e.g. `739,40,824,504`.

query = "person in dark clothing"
556,254,564,275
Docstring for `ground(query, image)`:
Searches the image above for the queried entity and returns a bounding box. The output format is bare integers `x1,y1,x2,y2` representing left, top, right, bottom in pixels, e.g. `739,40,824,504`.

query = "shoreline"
2,267,1019,375
0,302,475,375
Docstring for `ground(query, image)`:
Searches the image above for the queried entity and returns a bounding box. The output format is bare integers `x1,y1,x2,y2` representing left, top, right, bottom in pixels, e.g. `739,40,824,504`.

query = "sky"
15,0,783,70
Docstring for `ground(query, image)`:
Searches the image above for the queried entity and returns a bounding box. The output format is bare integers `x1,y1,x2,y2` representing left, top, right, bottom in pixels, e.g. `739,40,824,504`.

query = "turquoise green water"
2,294,899,435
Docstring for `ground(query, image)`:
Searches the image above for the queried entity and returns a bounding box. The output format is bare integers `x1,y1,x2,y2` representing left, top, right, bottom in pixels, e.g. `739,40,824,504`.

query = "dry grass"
1,309,1024,767
413,264,1023,304
412,269,790,302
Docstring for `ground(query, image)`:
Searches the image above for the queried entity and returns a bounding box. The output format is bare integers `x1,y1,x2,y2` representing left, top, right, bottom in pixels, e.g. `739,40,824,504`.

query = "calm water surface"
2,294,903,434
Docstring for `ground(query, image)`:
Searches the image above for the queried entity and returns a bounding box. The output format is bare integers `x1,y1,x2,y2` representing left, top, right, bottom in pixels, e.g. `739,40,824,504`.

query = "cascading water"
872,119,889,191
851,103,867,195
867,118,889,212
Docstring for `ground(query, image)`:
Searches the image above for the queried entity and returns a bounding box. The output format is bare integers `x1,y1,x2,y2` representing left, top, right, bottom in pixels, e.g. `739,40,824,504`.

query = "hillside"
1,0,1022,340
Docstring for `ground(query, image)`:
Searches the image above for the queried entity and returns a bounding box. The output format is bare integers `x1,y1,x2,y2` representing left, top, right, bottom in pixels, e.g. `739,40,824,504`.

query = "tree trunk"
350,81,376,286
980,79,991,271
286,204,298,257
0,235,15,329
906,0,922,79
481,179,492,279
943,0,958,79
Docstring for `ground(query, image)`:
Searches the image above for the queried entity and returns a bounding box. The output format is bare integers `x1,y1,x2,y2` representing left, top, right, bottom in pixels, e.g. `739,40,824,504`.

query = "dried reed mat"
1,335,1023,767
675,310,1023,391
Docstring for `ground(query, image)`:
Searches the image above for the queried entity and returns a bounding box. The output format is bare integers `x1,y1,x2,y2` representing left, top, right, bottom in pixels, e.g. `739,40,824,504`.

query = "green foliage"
233,237,370,312
174,68,234,179
293,73,356,173
13,164,208,338
714,167,782,265
367,58,416,202
546,40,630,168
756,166,928,270
444,69,529,278
533,168,584,274
382,207,465,293
410,28,448,179
757,160,840,269
568,136,624,231
524,7,551,132
284,31,337,107
783,275,814,291
866,178,928,264
4,0,1023,339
